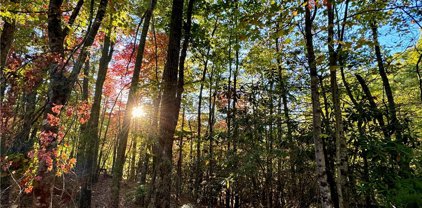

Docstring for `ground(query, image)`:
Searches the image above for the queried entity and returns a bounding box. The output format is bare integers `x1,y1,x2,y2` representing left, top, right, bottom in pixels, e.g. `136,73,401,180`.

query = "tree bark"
33,0,107,206
152,0,184,205
176,107,185,201
327,1,348,207
0,14,16,203
304,4,333,207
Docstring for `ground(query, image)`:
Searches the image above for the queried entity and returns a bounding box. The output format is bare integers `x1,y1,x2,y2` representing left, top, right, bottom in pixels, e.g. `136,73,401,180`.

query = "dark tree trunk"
152,0,185,205
32,0,66,206
33,0,107,206
110,0,156,206
0,14,17,202
75,56,91,175
266,68,274,208
370,20,402,142
1,7,19,205
176,107,185,201
78,26,113,207
207,64,218,207
194,16,215,198
355,74,388,137
195,59,207,200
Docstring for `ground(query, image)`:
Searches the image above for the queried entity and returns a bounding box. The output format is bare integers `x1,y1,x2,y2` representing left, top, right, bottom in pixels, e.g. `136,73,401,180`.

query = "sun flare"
132,106,145,118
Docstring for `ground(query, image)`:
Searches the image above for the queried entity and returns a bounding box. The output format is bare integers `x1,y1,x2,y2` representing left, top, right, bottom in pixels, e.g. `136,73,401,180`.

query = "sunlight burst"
132,106,145,118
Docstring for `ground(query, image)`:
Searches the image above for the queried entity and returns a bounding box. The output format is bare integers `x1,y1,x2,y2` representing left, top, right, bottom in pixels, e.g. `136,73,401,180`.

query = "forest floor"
91,175,138,208
4,174,197,207
91,175,197,208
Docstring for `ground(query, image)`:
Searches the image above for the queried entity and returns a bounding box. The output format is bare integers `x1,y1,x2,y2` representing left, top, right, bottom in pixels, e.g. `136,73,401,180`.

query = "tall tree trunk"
232,9,240,207
370,20,401,141
327,1,348,207
266,68,274,208
110,0,156,206
275,34,294,205
320,77,339,207
225,36,232,208
195,60,206,200
207,64,218,207
359,121,372,207
77,14,113,208
145,97,161,207
151,0,185,205
176,107,185,201
0,17,15,203
145,15,162,206
0,2,18,203
95,98,114,181
32,0,66,201
34,0,107,206
304,4,333,207
189,120,194,197
75,57,91,176
194,19,216,198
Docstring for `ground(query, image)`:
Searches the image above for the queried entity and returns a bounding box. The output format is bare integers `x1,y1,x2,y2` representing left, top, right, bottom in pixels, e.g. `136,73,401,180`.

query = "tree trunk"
130,135,137,181
176,107,185,201
370,19,402,142
327,2,348,207
0,6,17,102
75,57,91,176
225,36,232,208
151,0,184,205
266,68,274,208
110,0,156,206
0,14,16,203
77,16,112,208
195,60,206,200
208,64,218,207
0,4,18,203
232,9,240,207
144,16,162,206
355,74,387,137
194,28,216,199
304,4,333,207
34,0,107,206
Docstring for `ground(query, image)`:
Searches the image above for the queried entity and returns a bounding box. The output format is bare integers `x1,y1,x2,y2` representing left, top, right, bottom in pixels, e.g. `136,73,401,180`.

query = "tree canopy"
0,0,421,207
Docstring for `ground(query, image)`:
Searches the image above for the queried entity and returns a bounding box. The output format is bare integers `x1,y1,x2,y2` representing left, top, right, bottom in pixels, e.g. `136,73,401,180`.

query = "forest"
0,0,422,207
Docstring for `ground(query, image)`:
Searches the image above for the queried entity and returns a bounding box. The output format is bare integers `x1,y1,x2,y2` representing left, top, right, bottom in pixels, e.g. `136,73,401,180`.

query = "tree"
304,2,333,207
110,0,157,206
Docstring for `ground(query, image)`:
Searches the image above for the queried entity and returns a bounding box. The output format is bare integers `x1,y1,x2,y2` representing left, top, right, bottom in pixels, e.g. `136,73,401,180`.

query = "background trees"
0,0,421,207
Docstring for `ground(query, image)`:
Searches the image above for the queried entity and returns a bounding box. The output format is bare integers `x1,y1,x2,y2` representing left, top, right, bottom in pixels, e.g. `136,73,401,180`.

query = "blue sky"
379,24,421,54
